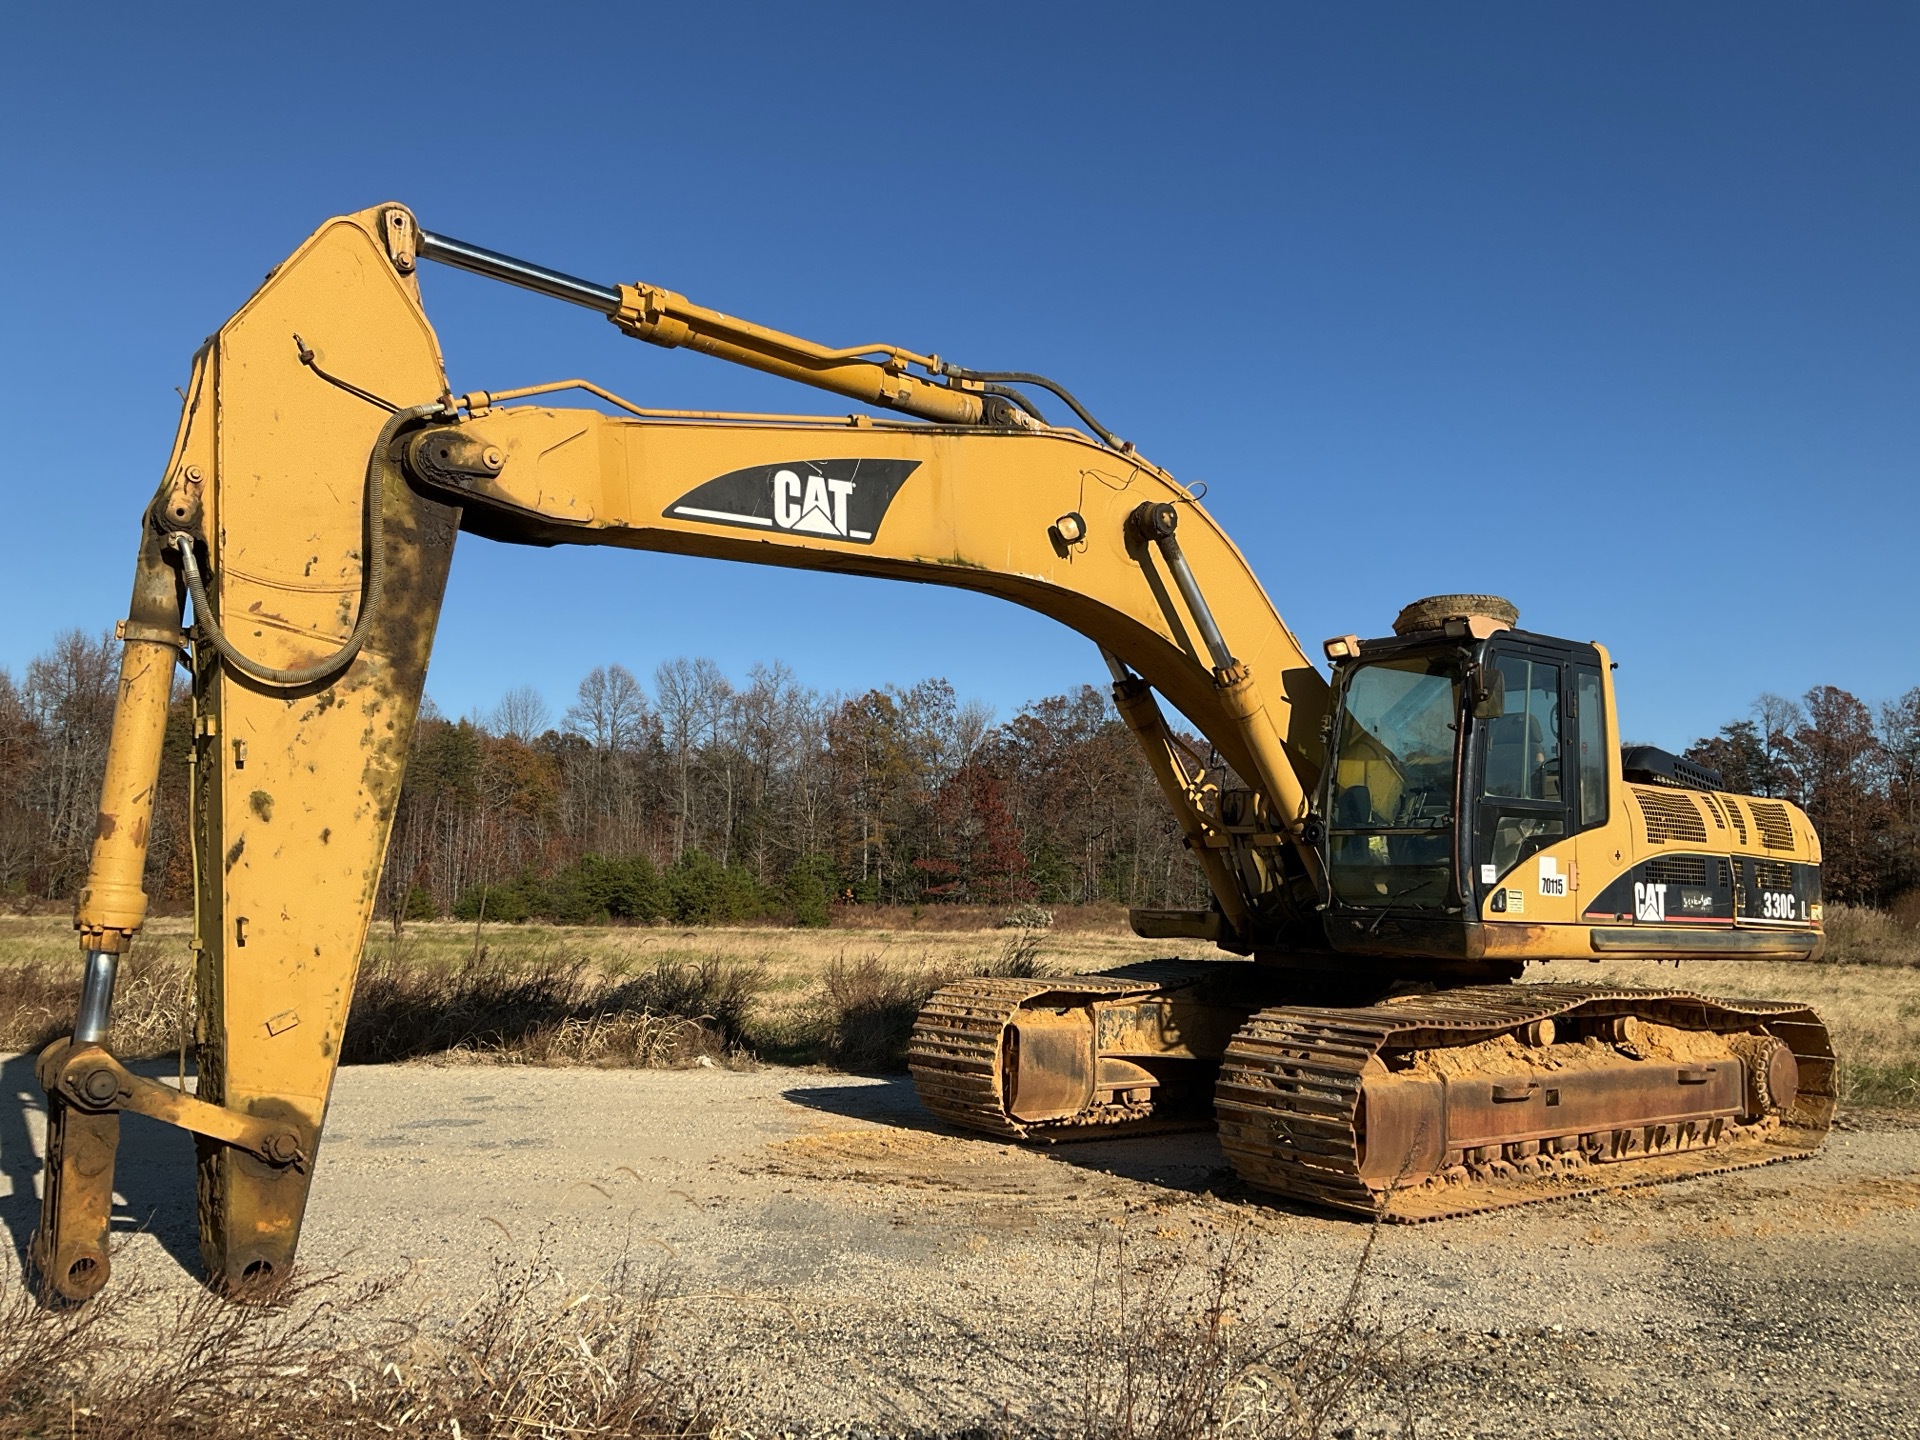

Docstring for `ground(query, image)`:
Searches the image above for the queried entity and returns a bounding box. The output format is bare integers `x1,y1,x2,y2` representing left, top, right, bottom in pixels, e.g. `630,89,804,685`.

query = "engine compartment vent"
1631,786,1709,846
1749,800,1796,852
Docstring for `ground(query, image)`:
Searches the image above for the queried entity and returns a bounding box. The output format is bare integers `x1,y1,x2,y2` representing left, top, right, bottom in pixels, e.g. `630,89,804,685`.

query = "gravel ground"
0,1054,1915,1437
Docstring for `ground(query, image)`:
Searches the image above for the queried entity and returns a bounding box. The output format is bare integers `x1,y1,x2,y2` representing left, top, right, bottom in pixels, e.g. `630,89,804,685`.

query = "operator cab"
1315,596,1610,960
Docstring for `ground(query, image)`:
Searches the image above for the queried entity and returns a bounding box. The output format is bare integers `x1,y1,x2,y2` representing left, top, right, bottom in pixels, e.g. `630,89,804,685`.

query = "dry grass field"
0,903,1914,1106
1,907,1916,1437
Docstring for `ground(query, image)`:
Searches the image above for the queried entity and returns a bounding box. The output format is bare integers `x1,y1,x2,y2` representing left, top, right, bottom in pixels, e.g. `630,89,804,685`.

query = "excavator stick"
34,207,456,1299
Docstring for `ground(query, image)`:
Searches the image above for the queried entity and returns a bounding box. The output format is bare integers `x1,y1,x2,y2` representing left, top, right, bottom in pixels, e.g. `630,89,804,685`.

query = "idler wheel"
1730,1035,1799,1120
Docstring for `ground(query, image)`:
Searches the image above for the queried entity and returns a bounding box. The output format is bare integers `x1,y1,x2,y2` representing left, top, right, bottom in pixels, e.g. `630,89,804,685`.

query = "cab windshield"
1326,653,1462,907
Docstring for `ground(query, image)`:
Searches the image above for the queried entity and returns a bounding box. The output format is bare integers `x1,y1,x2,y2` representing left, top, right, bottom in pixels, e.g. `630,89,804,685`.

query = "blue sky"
1,5,1913,748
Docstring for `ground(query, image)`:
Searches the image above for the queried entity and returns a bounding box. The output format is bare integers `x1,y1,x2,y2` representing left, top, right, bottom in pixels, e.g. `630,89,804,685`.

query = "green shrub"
785,853,837,928
452,878,542,924
544,854,665,924
663,849,767,925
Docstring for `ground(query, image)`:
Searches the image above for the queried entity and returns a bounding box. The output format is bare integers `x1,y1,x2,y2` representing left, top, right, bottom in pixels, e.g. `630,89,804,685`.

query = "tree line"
0,632,1212,925
1684,685,1920,904
0,629,1911,920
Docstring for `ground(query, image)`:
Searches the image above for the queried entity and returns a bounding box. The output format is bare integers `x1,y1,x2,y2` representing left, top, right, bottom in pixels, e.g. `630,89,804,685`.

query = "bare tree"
1753,692,1802,798
655,657,732,861
564,666,648,752
952,697,995,766
731,661,814,881
0,622,1512,919
490,685,553,742
1881,688,1920,898
559,666,656,858
0,669,40,894
22,630,119,896
1881,688,1920,828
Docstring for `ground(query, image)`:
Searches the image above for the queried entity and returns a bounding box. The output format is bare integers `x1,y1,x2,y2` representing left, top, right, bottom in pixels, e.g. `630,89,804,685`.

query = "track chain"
907,960,1222,1140
1216,985,1835,1221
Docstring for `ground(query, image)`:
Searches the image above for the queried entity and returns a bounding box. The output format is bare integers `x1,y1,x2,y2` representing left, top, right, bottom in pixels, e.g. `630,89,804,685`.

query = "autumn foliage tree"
11,620,1906,924
372,662,1211,921
1688,683,1919,905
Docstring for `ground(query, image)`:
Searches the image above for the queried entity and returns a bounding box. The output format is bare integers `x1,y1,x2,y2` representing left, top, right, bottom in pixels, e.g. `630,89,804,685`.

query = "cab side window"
1576,666,1607,828
1482,655,1562,802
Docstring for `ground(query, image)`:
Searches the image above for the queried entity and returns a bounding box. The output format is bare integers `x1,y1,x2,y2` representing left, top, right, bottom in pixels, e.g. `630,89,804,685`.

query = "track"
907,960,1225,1140
1217,984,1833,1219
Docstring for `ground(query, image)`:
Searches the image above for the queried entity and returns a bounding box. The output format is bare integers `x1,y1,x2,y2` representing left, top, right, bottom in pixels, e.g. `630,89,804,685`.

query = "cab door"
1566,657,1616,918
1472,642,1575,916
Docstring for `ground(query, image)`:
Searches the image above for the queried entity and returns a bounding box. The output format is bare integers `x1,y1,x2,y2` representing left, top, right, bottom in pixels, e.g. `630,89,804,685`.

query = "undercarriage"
907,964,1833,1219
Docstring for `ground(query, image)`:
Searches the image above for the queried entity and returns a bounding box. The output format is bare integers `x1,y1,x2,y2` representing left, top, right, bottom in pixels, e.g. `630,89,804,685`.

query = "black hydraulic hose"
171,402,441,687
940,366,1122,449
980,382,1048,423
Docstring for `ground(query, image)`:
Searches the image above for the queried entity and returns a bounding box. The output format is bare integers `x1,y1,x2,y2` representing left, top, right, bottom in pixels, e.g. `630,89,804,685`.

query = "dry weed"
0,1256,718,1438
2,912,1915,1109
0,1233,1412,1440
825,902,1133,934
384,1252,720,1437
0,953,189,1057
1074,1228,1412,1440
0,1268,389,1439
814,953,945,1071
812,932,1056,1071
1823,902,1920,967
346,954,763,1067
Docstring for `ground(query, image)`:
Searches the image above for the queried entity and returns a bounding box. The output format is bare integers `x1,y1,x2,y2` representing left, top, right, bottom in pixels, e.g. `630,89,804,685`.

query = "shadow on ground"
780,1074,1307,1209
0,1051,203,1284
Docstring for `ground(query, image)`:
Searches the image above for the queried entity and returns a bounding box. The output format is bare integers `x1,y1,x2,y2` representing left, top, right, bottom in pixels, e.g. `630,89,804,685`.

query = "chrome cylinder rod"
416,230,622,315
72,951,119,1046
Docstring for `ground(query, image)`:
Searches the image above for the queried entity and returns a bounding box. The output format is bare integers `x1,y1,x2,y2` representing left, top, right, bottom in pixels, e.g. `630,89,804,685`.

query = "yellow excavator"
32,204,1832,1301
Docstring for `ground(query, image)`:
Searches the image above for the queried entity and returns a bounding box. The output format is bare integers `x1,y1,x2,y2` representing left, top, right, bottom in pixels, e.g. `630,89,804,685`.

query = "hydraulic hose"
938,366,1122,449
979,383,1048,424
171,402,441,687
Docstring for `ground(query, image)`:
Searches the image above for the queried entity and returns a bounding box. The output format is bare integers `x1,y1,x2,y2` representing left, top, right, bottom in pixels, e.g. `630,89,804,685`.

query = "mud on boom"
34,204,1832,1301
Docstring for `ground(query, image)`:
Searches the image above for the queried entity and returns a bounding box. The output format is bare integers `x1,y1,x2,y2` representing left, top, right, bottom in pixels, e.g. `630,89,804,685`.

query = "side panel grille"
1645,855,1710,887
1749,800,1795,851
1755,860,1794,891
1631,786,1709,845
